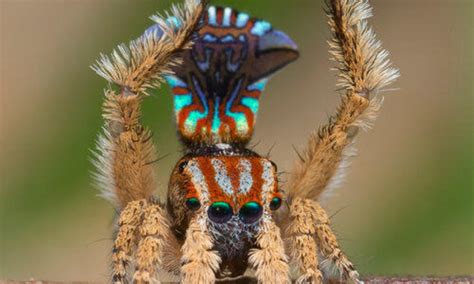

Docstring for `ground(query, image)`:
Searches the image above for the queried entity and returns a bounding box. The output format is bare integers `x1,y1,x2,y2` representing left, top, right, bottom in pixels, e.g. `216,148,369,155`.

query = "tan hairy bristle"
287,0,399,202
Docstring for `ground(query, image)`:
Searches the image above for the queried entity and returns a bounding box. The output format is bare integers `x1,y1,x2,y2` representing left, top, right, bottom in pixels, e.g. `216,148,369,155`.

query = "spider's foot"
296,269,323,284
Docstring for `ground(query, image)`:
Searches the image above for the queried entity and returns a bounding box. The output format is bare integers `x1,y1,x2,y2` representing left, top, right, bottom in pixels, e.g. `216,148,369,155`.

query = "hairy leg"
315,217,359,282
282,0,398,281
286,198,323,284
133,202,173,283
286,198,358,282
249,217,290,284
180,214,221,284
112,200,147,283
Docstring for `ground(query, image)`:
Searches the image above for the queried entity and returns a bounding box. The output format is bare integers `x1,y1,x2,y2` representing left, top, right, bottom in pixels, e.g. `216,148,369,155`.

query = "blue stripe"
225,79,249,134
247,78,268,92
203,33,217,42
251,20,272,36
236,13,249,28
221,35,235,43
182,76,209,134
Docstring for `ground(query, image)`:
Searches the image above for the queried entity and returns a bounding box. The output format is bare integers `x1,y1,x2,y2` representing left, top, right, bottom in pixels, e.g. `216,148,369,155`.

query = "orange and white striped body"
167,144,283,277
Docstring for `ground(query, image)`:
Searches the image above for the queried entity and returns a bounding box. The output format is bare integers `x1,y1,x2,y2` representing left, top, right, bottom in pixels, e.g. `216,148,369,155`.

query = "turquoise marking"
185,110,207,134
225,79,249,135
247,78,268,91
251,20,272,36
174,94,192,112
236,13,249,28
227,112,249,134
222,7,232,27
241,97,259,114
165,75,187,88
211,98,222,133
208,6,217,26
183,76,209,135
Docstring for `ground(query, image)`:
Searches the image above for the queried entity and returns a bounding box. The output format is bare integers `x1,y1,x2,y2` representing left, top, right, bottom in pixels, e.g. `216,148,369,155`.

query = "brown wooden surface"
1,276,473,284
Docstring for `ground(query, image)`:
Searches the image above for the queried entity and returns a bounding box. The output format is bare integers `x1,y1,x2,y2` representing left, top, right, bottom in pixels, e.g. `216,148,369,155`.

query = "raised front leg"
180,214,221,284
249,218,290,284
280,0,398,281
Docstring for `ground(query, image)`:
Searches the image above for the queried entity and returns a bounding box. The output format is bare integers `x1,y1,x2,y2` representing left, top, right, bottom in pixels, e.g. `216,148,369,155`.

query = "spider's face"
168,147,282,233
181,155,281,223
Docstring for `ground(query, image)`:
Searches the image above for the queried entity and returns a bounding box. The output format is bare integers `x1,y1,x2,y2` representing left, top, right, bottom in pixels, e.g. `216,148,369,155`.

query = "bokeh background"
1,0,472,281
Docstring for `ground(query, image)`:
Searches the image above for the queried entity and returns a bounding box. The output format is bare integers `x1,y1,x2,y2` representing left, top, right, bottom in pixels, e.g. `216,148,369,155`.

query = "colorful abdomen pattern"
166,6,299,145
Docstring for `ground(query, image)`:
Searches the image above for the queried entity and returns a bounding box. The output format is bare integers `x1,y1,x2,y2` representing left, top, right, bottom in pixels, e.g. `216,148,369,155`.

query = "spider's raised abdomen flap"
166,6,299,145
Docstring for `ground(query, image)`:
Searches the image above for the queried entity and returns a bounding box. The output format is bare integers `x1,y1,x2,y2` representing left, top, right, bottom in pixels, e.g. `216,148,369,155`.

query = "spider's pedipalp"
249,217,290,284
180,214,221,284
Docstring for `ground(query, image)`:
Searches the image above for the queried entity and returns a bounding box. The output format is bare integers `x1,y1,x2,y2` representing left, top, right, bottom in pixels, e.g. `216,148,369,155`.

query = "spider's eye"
185,197,201,211
270,160,278,171
208,202,233,223
239,202,263,224
178,160,189,173
269,197,282,211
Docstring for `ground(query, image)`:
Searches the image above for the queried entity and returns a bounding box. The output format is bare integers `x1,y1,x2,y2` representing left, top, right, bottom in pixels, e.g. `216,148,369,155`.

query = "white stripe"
238,159,253,193
211,159,233,196
261,160,275,205
208,6,217,26
186,160,209,202
222,7,232,27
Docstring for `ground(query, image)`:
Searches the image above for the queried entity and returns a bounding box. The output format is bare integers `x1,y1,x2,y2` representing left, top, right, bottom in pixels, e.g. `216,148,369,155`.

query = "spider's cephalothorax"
168,144,282,277
93,0,398,283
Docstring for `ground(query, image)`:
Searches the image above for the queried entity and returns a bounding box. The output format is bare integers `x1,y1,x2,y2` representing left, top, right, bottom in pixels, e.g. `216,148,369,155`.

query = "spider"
92,0,399,283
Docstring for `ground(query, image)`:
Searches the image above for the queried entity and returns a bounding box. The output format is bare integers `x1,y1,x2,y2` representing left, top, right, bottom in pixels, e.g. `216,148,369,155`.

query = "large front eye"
208,202,233,223
239,202,263,224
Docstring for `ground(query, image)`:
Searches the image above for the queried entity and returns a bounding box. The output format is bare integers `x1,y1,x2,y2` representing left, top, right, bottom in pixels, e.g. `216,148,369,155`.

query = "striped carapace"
167,144,283,276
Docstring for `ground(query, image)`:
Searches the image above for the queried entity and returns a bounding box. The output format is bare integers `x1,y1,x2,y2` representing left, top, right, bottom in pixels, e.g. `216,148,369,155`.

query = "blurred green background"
1,0,472,281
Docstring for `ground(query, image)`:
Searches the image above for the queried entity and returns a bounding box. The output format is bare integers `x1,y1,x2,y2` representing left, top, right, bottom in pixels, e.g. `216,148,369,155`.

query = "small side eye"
239,202,263,224
269,197,282,211
178,160,189,173
208,202,233,224
270,161,278,171
185,197,201,211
